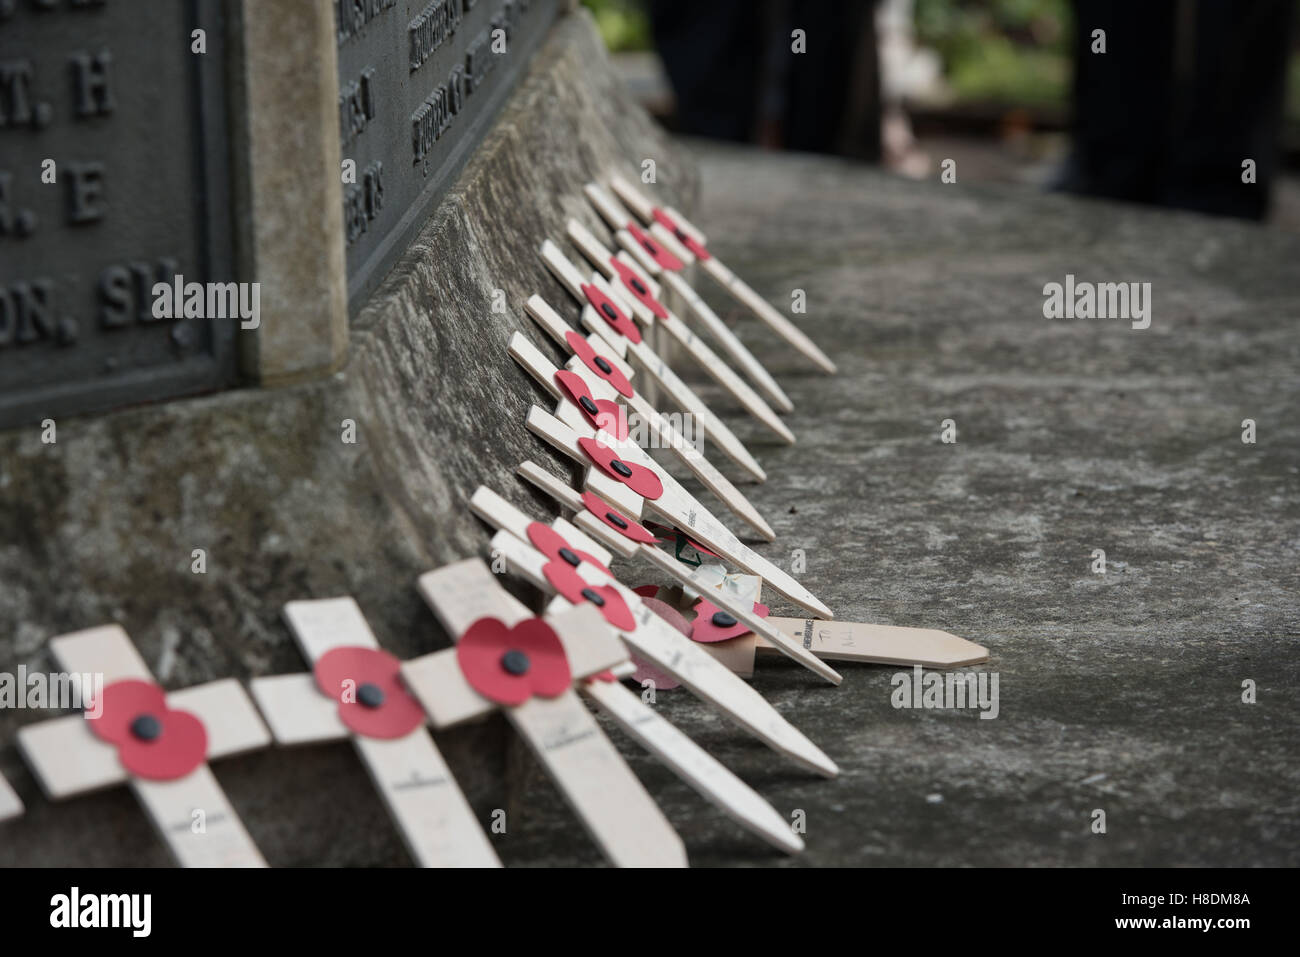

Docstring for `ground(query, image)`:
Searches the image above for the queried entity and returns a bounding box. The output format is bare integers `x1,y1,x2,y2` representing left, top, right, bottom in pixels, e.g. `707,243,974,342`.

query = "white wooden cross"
607,174,838,374
560,218,795,444
569,205,794,416
510,302,772,542
0,771,22,821
16,625,270,866
399,558,688,866
538,238,768,483
644,573,990,678
467,484,839,777
522,398,837,624
249,596,501,868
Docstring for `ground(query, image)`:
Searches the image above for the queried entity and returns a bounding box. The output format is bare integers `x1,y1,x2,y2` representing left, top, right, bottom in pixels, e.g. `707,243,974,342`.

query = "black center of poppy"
610,460,633,477
643,239,657,254
580,588,606,607
594,356,613,374
358,683,385,708
631,279,647,295
600,302,618,321
501,649,531,676
675,228,689,243
605,511,628,529
130,714,162,741
578,396,599,416
558,547,582,567
710,611,738,628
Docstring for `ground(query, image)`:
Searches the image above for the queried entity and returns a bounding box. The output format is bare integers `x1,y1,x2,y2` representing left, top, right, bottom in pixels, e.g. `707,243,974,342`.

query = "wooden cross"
0,771,21,821
572,200,794,415
510,302,772,542
467,484,839,777
561,218,795,443
522,398,838,624
607,174,838,374
645,573,989,678
512,457,879,677
16,625,270,866
249,596,501,868
538,237,768,483
399,558,689,866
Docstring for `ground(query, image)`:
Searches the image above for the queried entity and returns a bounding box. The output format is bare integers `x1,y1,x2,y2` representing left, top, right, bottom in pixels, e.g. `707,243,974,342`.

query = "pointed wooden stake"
606,174,837,373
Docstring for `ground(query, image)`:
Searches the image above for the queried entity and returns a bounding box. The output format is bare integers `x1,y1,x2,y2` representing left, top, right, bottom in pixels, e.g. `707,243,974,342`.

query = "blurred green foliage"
914,0,1072,106
582,0,652,52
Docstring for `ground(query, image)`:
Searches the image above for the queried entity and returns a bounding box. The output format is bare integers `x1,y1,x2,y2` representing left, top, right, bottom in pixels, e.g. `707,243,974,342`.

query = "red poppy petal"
526,522,611,577
86,679,168,747
582,492,659,544
545,562,636,632
117,707,208,781
554,371,628,440
652,209,711,261
315,647,424,739
577,437,664,501
457,618,535,706
627,222,684,272
632,585,661,598
566,332,633,398
690,599,770,643
610,257,668,319
581,283,641,345
587,670,618,684
507,619,571,698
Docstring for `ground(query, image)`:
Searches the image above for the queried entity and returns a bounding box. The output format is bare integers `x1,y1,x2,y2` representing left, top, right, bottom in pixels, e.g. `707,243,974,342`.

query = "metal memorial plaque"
337,0,559,310
0,0,235,429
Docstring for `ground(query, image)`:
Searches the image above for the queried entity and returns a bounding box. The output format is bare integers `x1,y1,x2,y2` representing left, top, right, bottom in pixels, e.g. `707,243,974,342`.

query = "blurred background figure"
1058,0,1295,221
647,0,884,160
585,0,1300,224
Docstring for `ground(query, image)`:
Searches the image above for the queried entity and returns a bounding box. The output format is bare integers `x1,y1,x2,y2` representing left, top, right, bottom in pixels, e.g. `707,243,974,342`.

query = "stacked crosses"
4,170,988,866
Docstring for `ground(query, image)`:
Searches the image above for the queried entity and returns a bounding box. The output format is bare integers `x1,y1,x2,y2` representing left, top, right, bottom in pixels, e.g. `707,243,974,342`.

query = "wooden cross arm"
0,772,23,821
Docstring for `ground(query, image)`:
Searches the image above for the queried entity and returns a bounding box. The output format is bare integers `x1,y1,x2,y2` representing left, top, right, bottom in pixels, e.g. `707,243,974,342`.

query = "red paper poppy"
544,562,637,632
582,491,659,544
578,436,664,501
457,617,572,706
632,585,661,599
314,646,425,739
652,208,711,261
554,370,628,440
527,521,612,577
565,331,634,398
626,222,684,272
586,669,618,685
581,283,641,345
86,679,208,781
610,257,668,319
690,597,770,643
